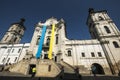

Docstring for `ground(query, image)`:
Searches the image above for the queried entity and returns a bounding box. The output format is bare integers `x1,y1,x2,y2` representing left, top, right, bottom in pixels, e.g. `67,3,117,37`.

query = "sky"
0,0,120,43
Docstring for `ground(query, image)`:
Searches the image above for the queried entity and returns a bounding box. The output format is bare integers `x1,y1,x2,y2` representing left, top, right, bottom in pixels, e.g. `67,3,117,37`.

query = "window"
98,52,102,57
14,57,17,62
48,31,51,34
14,37,17,42
18,49,21,53
36,37,40,45
12,49,14,53
91,52,95,57
7,58,10,63
18,30,21,33
104,26,111,33
99,16,104,20
7,49,11,53
46,38,50,46
4,35,9,41
2,58,6,63
56,36,58,44
68,50,71,56
81,52,85,57
113,41,119,48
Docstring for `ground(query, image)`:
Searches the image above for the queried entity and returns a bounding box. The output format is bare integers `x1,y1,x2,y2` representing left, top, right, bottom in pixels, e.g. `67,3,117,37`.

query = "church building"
0,8,120,75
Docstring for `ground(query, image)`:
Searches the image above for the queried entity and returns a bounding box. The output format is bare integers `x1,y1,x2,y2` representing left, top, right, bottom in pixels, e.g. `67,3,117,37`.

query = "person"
31,67,36,78
91,65,96,76
75,67,82,80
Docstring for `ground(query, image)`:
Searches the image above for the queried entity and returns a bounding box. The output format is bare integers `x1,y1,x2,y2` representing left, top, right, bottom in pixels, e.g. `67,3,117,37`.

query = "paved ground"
0,71,120,80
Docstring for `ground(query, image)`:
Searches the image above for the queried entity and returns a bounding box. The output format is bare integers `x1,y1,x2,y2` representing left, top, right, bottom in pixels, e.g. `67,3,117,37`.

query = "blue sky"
0,0,120,43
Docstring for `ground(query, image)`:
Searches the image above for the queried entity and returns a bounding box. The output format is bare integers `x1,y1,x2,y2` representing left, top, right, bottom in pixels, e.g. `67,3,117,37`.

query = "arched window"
14,37,17,42
18,30,21,33
68,50,71,56
99,16,104,20
36,37,40,45
104,26,111,33
113,41,119,48
48,31,51,34
46,38,50,46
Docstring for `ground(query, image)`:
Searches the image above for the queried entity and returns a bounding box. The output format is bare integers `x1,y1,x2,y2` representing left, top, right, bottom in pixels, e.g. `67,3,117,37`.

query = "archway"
91,63,105,74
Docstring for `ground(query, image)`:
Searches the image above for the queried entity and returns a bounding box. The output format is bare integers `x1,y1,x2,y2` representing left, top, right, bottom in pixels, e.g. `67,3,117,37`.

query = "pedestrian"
91,65,96,76
31,67,36,78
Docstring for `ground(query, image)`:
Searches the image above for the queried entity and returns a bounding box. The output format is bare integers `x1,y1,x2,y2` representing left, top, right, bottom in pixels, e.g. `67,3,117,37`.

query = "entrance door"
55,56,57,62
91,63,105,74
44,54,48,59
29,64,36,74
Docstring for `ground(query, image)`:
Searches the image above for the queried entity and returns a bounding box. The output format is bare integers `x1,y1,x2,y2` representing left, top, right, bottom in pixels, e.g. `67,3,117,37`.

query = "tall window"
4,35,9,41
14,57,17,62
91,52,95,57
99,16,104,20
81,52,85,57
68,50,71,56
36,37,40,45
18,49,21,53
98,52,102,57
7,58,10,63
12,49,14,53
18,30,21,33
46,38,50,46
14,37,17,42
2,58,6,63
113,41,119,48
104,26,111,33
7,49,11,53
56,36,58,44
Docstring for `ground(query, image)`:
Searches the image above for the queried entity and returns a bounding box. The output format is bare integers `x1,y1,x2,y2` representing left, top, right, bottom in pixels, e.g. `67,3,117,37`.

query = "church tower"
28,17,67,62
87,8,120,74
0,18,26,44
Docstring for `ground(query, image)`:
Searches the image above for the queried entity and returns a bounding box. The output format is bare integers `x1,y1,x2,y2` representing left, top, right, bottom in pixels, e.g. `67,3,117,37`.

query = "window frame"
67,50,72,56
104,26,111,33
98,52,102,57
113,41,119,48
81,52,85,57
91,52,95,57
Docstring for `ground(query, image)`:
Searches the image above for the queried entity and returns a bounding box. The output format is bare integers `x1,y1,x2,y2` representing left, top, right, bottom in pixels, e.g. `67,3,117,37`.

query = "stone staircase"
58,61,81,80
0,60,120,80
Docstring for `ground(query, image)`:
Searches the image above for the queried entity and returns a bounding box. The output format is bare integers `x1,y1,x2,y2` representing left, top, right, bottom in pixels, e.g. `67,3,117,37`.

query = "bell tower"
0,18,26,44
87,8,120,74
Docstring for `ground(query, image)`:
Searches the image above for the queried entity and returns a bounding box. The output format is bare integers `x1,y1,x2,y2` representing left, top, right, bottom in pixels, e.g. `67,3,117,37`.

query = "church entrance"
91,63,105,74
29,64,36,74
44,54,48,59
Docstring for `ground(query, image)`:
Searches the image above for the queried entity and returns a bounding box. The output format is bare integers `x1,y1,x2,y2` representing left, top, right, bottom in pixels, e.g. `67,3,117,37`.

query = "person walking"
31,67,36,78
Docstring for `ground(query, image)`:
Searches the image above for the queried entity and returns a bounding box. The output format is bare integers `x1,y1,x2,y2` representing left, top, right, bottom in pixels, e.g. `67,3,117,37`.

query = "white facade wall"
0,43,30,65
63,40,109,70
